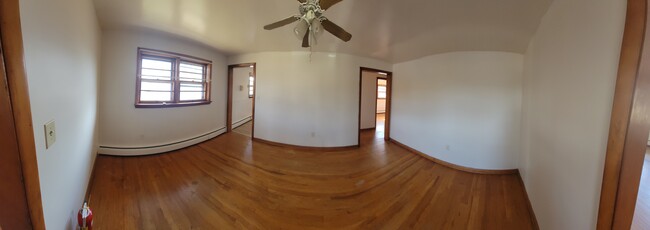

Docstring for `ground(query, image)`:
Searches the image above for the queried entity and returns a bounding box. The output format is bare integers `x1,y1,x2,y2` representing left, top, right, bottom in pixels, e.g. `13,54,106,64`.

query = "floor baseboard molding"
98,127,227,156
84,153,99,203
517,172,540,229
252,137,359,151
232,116,252,129
388,138,518,175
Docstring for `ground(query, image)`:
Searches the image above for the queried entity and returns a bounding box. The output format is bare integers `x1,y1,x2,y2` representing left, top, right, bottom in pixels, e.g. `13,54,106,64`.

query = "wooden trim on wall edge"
0,0,46,229
252,137,359,151
387,138,519,175
597,0,647,229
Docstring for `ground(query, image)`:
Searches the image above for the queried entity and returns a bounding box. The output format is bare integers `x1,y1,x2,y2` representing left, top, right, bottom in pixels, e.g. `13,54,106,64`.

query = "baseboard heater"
98,127,226,156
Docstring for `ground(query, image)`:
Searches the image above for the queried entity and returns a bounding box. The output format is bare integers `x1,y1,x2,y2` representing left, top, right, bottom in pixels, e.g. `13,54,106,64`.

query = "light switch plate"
44,120,56,149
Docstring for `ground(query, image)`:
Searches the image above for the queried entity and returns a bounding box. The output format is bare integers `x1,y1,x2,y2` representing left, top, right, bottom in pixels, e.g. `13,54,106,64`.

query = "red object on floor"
77,201,93,230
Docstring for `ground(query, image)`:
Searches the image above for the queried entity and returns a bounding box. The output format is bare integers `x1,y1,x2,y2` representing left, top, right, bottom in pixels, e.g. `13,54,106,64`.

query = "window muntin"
136,48,212,108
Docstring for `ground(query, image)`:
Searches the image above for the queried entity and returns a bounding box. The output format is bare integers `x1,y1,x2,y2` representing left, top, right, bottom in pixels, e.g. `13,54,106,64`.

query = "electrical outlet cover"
44,120,56,149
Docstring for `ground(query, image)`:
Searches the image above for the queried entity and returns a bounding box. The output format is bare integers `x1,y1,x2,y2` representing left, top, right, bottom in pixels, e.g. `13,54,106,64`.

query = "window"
136,48,212,108
248,73,254,98
377,79,387,99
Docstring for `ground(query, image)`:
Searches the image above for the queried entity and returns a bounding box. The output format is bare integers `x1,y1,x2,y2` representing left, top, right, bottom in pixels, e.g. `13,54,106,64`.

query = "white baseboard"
232,116,252,129
98,127,226,156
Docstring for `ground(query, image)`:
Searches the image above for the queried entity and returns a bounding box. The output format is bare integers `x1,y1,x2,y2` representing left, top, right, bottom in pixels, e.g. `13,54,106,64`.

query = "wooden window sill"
135,101,211,108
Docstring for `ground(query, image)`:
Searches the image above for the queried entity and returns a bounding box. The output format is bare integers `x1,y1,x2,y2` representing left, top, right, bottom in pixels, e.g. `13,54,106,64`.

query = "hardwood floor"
233,121,252,137
633,147,650,230
88,129,536,229
375,113,385,139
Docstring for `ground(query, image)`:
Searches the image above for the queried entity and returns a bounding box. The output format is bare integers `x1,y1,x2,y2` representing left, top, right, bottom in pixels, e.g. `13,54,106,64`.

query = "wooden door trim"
597,0,648,229
358,67,393,145
227,63,256,138
0,0,45,229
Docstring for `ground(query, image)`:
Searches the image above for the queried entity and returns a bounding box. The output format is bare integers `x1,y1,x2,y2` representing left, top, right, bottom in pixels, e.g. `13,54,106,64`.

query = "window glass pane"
180,92,204,101
248,76,254,97
140,91,172,101
180,82,204,92
141,69,172,79
142,58,172,70
378,86,387,99
141,81,172,91
180,62,204,74
179,72,203,81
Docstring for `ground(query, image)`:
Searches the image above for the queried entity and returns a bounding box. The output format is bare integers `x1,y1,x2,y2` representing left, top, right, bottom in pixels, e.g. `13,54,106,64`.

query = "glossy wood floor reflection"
232,121,252,137
89,130,535,229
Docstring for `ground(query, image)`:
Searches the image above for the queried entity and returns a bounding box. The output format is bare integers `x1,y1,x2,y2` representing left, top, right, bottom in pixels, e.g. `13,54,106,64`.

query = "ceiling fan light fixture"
264,0,351,47
294,19,309,41
309,19,324,45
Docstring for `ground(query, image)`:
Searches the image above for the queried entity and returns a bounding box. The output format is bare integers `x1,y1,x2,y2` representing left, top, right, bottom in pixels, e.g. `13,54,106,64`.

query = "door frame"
0,0,45,229
227,63,256,138
358,67,393,145
597,0,649,229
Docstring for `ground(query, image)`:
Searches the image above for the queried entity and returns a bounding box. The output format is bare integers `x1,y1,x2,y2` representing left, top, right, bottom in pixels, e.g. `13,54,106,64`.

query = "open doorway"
227,63,256,138
358,67,392,145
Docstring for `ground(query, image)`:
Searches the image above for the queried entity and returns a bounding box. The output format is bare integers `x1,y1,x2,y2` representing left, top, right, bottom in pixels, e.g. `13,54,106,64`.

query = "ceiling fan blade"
264,16,300,30
302,31,310,48
319,0,344,10
321,19,352,42
298,0,306,3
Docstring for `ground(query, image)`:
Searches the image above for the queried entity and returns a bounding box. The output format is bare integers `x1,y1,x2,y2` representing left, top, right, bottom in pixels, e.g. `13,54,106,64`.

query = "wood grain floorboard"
232,121,252,137
89,130,535,229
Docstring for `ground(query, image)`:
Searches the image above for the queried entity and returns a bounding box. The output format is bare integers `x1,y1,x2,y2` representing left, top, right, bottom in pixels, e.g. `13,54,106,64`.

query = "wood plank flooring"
88,129,535,229
233,121,252,137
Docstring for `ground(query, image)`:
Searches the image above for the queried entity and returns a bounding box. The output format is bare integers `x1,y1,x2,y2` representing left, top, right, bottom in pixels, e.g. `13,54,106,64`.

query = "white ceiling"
92,0,554,63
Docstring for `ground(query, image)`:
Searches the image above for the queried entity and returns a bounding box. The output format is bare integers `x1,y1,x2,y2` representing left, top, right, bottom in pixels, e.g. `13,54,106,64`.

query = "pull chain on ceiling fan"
264,0,352,48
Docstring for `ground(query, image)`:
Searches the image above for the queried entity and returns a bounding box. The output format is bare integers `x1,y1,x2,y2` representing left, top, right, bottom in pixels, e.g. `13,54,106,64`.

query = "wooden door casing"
0,33,32,230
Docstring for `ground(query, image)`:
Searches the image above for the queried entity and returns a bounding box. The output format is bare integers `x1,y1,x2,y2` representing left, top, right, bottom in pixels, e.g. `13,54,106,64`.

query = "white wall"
392,51,523,170
231,67,253,126
98,30,228,154
519,0,626,229
360,71,378,129
229,52,391,147
19,0,100,229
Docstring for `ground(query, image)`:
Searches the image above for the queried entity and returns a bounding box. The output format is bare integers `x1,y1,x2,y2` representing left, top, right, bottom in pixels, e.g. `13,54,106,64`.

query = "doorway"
358,67,392,145
227,63,256,138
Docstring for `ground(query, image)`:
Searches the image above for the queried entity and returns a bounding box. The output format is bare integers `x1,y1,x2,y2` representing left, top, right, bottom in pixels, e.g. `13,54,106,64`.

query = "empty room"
3,0,650,229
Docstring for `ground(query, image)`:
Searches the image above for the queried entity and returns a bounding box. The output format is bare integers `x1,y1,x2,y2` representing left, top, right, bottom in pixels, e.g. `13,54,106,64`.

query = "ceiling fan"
263,0,352,48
